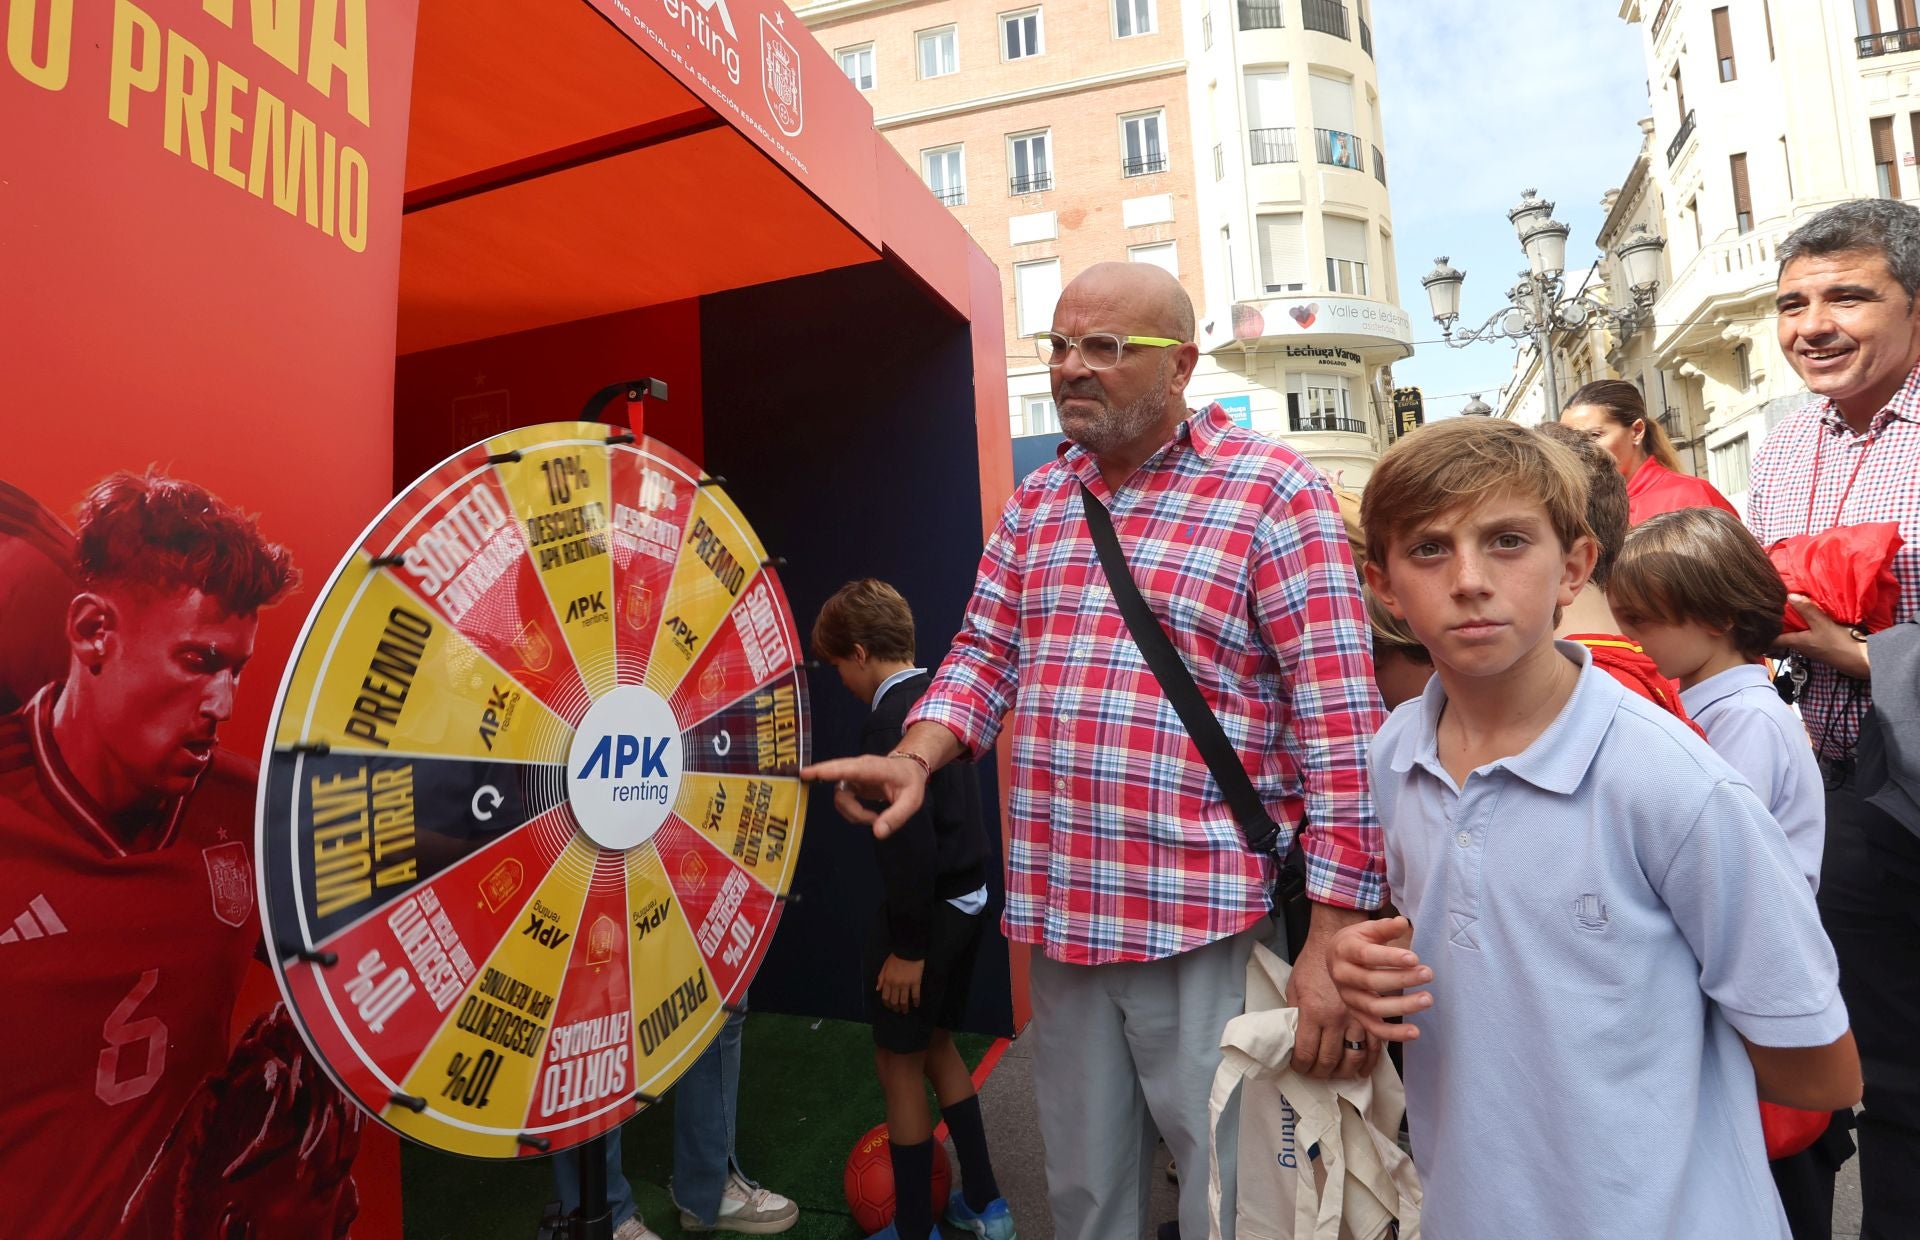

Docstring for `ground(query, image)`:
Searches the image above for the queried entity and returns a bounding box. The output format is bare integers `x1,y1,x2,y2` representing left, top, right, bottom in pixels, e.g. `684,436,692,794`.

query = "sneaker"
612,1217,661,1240
945,1189,1017,1240
679,1171,799,1234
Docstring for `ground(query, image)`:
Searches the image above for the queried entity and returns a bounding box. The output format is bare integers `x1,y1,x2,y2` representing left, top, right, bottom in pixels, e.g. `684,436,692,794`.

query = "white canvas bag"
1207,943,1422,1240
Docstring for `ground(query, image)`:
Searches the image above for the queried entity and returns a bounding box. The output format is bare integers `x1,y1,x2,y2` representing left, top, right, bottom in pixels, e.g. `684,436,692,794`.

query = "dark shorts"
863,898,984,1053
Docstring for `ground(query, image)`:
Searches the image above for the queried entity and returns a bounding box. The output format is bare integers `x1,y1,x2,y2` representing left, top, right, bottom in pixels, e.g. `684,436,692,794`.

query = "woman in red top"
1559,379,1739,525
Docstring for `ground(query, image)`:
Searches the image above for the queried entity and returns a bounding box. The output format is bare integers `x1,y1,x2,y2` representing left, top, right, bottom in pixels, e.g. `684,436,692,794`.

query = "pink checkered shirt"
1747,364,1920,761
908,405,1386,965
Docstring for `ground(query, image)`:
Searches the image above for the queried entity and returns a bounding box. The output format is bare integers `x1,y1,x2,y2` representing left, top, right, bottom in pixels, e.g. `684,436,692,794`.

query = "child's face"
1366,494,1594,682
1613,613,1726,685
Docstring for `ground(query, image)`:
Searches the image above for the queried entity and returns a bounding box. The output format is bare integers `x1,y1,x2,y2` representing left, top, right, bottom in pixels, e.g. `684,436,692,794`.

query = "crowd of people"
804,195,1920,1240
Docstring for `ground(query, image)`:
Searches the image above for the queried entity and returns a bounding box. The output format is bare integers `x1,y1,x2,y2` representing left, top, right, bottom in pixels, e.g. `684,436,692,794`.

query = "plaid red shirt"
908,405,1385,965
1747,364,1920,761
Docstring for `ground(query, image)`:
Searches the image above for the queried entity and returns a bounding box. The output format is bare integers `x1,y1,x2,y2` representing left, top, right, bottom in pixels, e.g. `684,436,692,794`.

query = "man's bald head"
1061,262,1196,343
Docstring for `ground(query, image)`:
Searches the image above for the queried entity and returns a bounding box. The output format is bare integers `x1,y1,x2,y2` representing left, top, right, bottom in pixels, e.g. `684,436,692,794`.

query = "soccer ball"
843,1123,953,1233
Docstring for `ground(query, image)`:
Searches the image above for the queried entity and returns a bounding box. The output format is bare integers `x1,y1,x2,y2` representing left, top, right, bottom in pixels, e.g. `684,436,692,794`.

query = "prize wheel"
256,423,808,1158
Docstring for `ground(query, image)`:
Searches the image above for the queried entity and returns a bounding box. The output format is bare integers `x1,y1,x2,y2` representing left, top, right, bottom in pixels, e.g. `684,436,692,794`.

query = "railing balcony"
931,185,966,206
1314,127,1363,170
1372,144,1386,184
1009,173,1052,195
1858,27,1920,57
1122,154,1168,177
1291,412,1368,435
1303,0,1349,39
1666,108,1695,166
1249,127,1298,165
1360,16,1372,55
1237,0,1283,29
1651,0,1675,39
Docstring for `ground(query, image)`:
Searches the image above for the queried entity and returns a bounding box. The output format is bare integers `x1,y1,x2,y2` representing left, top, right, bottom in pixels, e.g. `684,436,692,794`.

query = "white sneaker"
612,1217,661,1240
679,1171,799,1234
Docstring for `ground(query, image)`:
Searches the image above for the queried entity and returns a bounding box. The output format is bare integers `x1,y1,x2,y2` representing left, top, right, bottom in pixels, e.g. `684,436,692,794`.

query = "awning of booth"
397,0,974,354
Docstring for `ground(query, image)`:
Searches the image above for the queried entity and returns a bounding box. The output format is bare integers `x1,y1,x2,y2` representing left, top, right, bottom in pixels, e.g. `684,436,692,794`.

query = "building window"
1246,69,1297,164
1730,152,1752,233
1129,241,1179,276
922,145,965,206
837,44,874,90
1688,195,1703,248
1671,66,1686,126
1735,342,1753,391
917,26,958,79
1114,0,1155,38
1325,216,1369,295
1712,7,1736,81
1213,143,1224,180
1202,10,1212,47
1763,0,1774,57
1257,213,1306,294
1019,395,1059,436
1712,434,1752,495
1309,71,1361,169
1120,111,1167,176
1873,116,1900,199
1008,130,1051,195
1782,135,1794,199
1015,259,1062,337
1287,376,1357,433
1002,8,1043,60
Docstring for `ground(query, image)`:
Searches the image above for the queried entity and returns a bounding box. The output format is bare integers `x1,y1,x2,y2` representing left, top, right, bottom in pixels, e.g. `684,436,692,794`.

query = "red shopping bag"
1760,1101,1830,1160
1767,522,1905,634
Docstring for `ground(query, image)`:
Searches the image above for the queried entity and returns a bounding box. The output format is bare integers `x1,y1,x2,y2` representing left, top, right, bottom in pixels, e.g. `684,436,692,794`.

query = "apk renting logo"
568,686,684,850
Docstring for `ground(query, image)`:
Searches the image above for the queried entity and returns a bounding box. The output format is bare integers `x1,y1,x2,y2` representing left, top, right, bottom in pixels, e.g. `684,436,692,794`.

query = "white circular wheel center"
566,685,684,850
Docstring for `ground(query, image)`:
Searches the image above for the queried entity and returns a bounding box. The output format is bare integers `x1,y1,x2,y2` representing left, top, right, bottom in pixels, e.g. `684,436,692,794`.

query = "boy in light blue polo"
1334,419,1860,1239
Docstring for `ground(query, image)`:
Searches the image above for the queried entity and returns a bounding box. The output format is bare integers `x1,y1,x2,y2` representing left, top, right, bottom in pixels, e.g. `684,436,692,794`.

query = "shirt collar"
1814,359,1920,436
1394,641,1615,795
1059,403,1231,489
26,683,186,856
871,666,925,708
1678,661,1773,717
1624,455,1668,498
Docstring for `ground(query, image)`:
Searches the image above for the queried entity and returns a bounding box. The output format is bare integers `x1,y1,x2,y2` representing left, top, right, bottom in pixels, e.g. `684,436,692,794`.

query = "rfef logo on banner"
761,13,803,137
567,686,684,849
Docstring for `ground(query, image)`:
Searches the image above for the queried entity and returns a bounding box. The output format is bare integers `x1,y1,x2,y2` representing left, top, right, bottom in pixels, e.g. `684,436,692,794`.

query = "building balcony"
1651,214,1796,359
1858,27,1920,57
931,186,966,206
1303,0,1349,39
1372,144,1386,184
1250,128,1298,164
1315,128,1363,170
1666,109,1695,167
1360,16,1372,55
1237,0,1284,30
1123,155,1168,177
1290,411,1368,435
1009,172,1052,195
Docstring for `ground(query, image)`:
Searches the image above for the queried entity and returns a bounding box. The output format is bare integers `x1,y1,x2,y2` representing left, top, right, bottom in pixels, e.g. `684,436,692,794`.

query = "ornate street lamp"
1461,393,1494,416
1422,189,1667,415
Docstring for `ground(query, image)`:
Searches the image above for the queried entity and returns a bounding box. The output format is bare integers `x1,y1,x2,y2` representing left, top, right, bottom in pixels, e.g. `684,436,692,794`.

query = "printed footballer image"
0,473,364,1239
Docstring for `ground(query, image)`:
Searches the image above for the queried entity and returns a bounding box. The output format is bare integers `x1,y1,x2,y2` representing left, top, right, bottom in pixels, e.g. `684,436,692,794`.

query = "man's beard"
1058,359,1171,456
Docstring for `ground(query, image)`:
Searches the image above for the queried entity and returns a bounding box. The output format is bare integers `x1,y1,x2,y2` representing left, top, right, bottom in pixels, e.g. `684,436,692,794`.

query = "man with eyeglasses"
804,262,1385,1240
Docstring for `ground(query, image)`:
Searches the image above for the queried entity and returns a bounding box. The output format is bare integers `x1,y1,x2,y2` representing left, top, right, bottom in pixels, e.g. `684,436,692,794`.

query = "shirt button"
1455,830,1472,848
1054,777,1068,794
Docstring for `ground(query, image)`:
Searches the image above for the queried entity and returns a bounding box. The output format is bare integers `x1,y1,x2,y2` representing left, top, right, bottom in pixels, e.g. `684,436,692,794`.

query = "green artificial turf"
400,1013,996,1239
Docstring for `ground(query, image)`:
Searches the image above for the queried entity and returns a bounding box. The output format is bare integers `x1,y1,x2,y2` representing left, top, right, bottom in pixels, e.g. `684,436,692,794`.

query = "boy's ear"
850,643,869,665
1362,559,1405,619
1559,534,1600,606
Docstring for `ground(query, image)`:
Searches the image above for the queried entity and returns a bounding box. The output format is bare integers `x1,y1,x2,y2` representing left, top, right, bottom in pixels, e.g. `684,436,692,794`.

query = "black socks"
941,1093,1002,1213
889,1136,935,1240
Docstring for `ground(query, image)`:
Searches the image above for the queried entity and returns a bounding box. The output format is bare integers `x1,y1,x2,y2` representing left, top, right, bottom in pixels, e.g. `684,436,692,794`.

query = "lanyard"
1803,416,1879,535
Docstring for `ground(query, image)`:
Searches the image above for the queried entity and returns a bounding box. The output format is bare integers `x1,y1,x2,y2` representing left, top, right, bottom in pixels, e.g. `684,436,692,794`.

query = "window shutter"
1873,116,1897,164
1730,153,1752,216
1258,214,1304,289
1325,216,1367,263
1712,8,1734,66
1307,72,1356,135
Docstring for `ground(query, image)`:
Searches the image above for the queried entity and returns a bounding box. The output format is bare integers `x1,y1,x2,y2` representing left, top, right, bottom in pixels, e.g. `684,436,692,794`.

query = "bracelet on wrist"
888,750,932,779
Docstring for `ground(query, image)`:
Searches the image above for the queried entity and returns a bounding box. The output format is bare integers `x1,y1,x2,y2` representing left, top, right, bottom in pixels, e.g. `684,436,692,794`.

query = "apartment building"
1605,0,1920,508
794,0,1409,484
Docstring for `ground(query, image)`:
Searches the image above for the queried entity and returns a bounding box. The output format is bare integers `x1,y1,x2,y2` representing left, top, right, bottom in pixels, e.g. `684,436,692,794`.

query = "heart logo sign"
1288,303,1320,329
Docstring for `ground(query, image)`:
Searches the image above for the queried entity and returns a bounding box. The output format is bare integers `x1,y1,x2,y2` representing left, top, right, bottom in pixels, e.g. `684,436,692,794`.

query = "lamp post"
1420,190,1666,416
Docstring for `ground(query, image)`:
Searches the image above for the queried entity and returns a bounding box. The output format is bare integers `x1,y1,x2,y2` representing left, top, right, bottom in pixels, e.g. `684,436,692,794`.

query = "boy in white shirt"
1332,417,1860,1239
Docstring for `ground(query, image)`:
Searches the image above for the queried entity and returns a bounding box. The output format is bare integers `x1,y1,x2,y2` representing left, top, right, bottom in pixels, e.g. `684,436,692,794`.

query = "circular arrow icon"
471,784,504,821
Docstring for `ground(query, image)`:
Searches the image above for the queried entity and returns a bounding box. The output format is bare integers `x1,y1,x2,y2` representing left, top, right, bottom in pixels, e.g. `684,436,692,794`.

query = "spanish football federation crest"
203,841,254,927
761,15,803,138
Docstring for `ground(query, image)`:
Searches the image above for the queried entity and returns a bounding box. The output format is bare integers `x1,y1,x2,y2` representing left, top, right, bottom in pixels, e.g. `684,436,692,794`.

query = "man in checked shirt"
804,262,1386,1240
1750,199,1920,1240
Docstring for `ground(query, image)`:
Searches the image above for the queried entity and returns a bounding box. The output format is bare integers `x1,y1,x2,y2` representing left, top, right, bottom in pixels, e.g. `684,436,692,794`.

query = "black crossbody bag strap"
1078,482,1282,857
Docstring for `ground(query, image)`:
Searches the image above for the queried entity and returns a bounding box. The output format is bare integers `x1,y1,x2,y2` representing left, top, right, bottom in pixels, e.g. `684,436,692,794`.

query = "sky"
1374,2,1652,419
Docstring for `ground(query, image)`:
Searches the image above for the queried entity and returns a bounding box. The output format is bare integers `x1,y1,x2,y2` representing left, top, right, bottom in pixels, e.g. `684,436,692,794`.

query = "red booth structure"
3,0,1020,1233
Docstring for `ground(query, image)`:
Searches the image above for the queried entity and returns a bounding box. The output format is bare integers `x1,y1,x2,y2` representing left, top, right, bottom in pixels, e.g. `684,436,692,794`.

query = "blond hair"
1610,508,1786,659
1361,417,1593,568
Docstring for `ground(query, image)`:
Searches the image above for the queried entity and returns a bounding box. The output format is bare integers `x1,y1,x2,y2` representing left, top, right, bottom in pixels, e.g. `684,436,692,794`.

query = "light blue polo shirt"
1373,642,1846,1240
1681,663,1826,893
